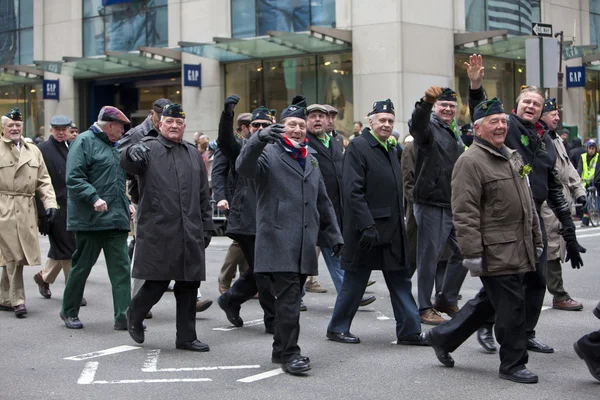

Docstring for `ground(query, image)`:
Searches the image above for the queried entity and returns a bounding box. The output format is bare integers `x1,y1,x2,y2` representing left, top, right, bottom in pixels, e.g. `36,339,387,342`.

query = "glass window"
232,0,336,38
585,70,599,140
263,56,317,114
19,27,32,64
0,83,43,138
83,0,168,55
317,53,353,135
225,61,264,116
0,0,32,65
19,0,32,28
592,1,600,47
466,0,541,36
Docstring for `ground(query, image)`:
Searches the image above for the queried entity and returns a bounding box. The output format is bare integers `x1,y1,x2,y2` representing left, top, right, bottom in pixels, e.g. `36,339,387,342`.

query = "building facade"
0,0,597,141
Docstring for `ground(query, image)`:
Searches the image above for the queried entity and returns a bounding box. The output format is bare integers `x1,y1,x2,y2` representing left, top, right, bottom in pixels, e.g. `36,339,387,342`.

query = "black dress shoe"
80,297,87,307
60,311,83,329
423,331,454,367
477,326,497,353
527,338,554,353
359,295,376,307
115,320,146,331
217,295,243,327
499,368,538,384
397,333,430,346
126,308,144,343
300,300,307,312
34,272,51,299
326,331,360,344
14,304,27,318
176,339,210,352
594,305,600,320
282,356,311,375
272,355,310,364
0,304,13,311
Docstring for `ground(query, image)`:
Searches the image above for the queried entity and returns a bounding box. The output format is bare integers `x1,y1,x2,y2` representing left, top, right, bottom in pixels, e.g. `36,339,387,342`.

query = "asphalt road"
1,228,599,400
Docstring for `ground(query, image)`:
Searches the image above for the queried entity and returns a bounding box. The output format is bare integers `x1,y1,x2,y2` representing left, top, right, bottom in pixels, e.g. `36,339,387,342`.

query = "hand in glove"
424,86,443,104
576,195,587,209
358,226,379,251
565,240,586,269
331,244,344,258
535,247,544,259
46,207,57,225
38,216,50,236
257,124,286,143
127,143,150,163
224,94,240,115
463,257,483,274
204,231,213,249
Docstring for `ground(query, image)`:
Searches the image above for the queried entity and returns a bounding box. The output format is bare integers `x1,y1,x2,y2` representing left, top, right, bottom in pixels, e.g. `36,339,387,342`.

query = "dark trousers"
328,269,421,338
223,234,276,328
546,258,570,302
577,330,600,363
256,272,307,362
129,280,200,343
429,274,528,374
62,230,130,324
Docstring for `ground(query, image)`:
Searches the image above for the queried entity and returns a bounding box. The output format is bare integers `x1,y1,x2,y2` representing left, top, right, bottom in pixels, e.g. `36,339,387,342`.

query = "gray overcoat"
236,133,343,275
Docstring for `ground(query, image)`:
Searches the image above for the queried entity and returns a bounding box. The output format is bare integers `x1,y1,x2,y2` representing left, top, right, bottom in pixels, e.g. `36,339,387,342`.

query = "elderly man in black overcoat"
120,103,214,352
236,95,343,376
327,99,426,346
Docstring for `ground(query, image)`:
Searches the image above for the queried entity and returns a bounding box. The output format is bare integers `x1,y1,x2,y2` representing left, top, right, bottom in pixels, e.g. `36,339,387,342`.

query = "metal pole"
555,31,564,129
539,36,544,91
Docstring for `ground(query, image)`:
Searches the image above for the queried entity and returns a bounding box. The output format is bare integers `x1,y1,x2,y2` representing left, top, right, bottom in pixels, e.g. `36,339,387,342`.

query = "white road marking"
374,311,390,320
142,349,260,372
541,306,551,311
65,345,140,361
575,232,600,239
237,368,284,383
92,378,212,384
212,319,264,331
77,362,99,384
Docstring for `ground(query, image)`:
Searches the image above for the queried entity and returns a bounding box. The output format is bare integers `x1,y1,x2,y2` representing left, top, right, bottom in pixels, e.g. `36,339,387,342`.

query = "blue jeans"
328,269,421,338
321,246,344,293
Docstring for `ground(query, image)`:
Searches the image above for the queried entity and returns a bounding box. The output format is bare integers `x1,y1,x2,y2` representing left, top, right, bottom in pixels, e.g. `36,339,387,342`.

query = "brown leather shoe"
305,279,327,293
553,298,583,311
420,309,445,325
434,301,459,318
196,298,213,312
33,272,51,299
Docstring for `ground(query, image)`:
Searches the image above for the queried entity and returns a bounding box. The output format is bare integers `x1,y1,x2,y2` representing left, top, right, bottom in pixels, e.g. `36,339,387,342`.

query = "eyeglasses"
251,122,271,128
437,102,457,110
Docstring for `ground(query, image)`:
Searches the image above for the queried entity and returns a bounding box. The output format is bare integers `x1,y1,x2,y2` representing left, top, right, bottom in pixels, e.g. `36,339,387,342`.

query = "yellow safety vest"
581,153,599,186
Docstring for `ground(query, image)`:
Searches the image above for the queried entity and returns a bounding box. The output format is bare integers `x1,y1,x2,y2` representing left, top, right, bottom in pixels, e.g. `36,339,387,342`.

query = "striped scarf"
279,136,308,169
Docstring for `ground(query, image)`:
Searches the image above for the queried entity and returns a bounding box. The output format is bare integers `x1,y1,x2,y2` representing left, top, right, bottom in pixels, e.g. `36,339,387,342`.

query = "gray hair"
1,115,9,128
96,120,109,128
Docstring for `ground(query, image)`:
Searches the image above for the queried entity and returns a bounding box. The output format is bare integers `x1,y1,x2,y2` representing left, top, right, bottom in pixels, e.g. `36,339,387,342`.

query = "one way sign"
532,22,553,37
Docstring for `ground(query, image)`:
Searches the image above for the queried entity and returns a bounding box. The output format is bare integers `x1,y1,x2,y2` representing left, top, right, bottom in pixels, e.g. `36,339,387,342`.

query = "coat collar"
307,131,333,159
472,138,514,160
156,134,181,148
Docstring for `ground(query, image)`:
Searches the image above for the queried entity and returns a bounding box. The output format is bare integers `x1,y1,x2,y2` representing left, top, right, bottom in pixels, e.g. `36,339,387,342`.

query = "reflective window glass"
466,0,541,36
19,27,32,64
19,0,32,28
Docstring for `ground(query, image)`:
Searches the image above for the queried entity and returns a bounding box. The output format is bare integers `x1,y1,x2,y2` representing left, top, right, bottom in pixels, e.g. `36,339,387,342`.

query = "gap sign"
43,79,59,100
566,66,585,88
184,64,202,88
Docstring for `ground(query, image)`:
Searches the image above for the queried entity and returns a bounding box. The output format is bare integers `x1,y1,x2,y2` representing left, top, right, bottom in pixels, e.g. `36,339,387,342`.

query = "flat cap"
152,98,173,113
98,106,131,124
324,104,338,115
50,115,73,127
307,104,328,114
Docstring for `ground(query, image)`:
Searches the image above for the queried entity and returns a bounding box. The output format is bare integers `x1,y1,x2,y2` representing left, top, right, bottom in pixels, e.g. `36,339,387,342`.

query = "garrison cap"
473,97,505,121
543,98,558,114
281,95,308,120
98,106,131,124
5,107,22,121
49,115,73,127
439,88,457,102
162,103,186,119
368,99,395,116
251,106,276,122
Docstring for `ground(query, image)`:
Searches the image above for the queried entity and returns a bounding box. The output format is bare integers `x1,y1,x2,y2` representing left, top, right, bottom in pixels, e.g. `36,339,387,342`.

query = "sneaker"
552,298,583,311
420,309,445,325
305,279,327,293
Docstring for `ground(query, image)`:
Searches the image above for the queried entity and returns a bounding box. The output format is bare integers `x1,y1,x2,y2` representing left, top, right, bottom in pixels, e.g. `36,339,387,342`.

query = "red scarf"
279,136,308,169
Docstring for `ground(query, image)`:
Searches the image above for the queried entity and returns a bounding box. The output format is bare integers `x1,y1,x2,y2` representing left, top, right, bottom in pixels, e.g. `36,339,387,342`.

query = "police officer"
578,140,598,227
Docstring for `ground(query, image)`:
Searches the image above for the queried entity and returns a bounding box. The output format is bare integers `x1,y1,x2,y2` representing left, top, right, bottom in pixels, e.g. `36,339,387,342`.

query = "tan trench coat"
0,137,57,265
540,136,586,261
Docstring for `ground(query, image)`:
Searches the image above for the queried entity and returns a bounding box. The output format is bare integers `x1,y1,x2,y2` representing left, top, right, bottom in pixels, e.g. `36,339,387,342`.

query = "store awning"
455,30,532,60
33,47,181,79
178,27,352,63
0,65,43,87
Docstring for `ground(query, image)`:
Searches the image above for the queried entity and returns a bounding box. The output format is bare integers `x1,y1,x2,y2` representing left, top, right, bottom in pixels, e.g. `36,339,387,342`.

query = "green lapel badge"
519,164,533,179
520,135,529,147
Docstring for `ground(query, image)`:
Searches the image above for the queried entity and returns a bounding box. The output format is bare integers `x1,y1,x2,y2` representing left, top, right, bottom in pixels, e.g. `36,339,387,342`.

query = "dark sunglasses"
251,122,271,128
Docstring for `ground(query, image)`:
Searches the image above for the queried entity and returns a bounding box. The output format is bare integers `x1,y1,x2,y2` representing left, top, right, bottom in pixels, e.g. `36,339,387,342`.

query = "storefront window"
454,55,526,127
225,52,353,135
0,83,44,138
584,70,599,141
465,0,541,36
0,0,34,65
591,1,600,47
82,0,168,57
232,0,336,39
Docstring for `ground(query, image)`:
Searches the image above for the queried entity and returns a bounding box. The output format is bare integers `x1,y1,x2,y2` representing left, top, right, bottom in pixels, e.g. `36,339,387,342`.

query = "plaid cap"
543,98,558,114
5,107,22,121
152,98,173,113
98,106,131,124
473,97,505,121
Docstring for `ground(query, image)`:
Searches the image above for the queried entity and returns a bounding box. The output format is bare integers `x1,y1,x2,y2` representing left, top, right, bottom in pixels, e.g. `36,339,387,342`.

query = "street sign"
563,45,598,60
183,64,202,88
532,22,553,37
525,37,559,88
566,66,585,88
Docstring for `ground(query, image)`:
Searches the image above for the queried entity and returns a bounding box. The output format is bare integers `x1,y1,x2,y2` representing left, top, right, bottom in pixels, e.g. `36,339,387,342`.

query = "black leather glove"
358,226,379,250
257,124,285,143
576,195,587,209
224,94,240,115
127,143,151,163
565,240,586,269
46,208,57,224
204,231,213,249
38,216,50,236
331,244,344,258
